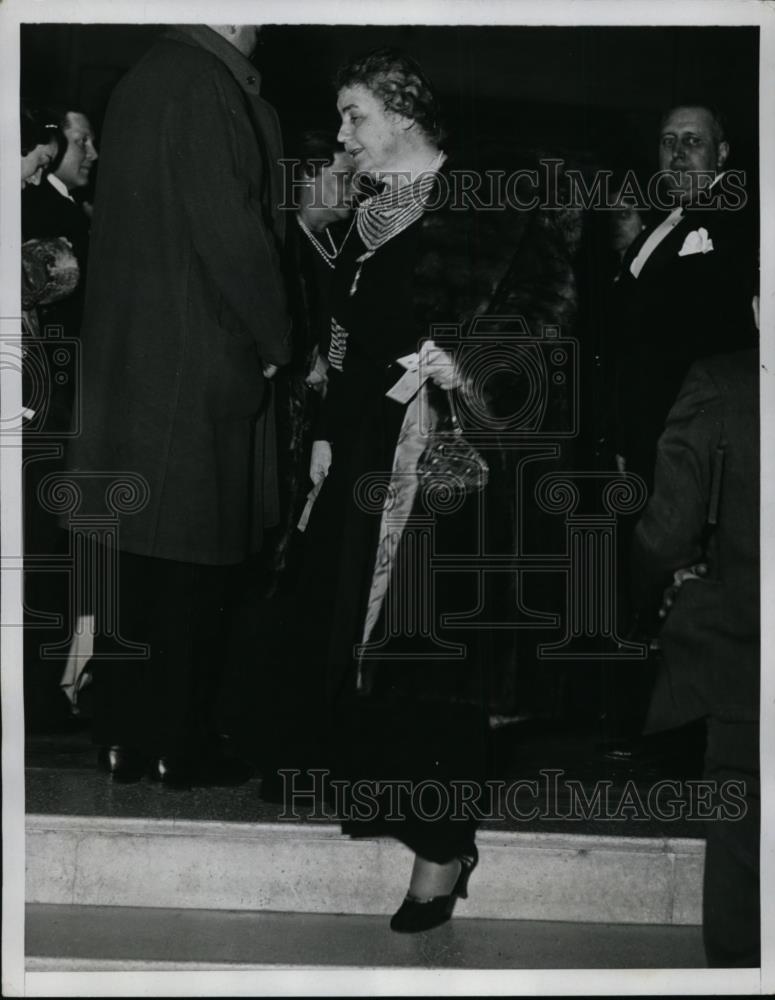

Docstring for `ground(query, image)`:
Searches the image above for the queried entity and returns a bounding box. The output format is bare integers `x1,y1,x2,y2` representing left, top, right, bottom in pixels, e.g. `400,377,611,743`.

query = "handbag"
416,389,489,497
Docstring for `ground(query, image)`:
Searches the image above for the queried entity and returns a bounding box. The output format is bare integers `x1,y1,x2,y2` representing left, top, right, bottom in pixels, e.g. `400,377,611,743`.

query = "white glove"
305,348,329,395
419,339,463,390
310,440,332,485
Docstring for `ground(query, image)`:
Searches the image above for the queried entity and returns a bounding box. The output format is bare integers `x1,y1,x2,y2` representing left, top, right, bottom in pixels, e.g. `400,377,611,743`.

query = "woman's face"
336,84,409,178
611,205,645,257
315,151,354,220
21,138,58,188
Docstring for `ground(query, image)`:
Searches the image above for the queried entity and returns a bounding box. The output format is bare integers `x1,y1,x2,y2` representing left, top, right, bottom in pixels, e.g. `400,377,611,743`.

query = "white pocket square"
678,227,714,257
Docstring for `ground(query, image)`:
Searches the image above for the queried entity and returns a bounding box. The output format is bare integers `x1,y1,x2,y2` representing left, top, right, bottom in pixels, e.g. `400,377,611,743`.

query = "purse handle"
444,387,464,436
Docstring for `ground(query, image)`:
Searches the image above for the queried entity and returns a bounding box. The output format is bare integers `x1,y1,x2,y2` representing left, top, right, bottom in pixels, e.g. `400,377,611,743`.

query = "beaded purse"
416,390,489,497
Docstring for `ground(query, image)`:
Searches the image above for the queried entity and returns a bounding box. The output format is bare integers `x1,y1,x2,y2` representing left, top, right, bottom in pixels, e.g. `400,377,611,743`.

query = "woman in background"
271,131,354,579
20,105,82,729
243,134,354,784
21,105,61,189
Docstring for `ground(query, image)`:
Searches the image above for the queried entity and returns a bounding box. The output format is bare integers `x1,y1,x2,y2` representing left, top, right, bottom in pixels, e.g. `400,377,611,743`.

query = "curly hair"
334,48,445,144
20,104,64,158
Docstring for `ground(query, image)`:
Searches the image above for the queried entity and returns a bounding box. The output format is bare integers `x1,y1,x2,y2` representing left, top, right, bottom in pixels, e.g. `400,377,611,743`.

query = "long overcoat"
67,26,290,564
633,351,759,730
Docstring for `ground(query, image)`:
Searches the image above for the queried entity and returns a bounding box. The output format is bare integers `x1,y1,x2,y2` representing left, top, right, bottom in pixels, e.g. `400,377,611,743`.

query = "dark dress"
21,174,89,730
21,236,82,730
291,182,512,862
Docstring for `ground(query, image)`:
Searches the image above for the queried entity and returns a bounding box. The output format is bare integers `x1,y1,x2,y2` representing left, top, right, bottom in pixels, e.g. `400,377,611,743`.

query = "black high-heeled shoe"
389,845,479,933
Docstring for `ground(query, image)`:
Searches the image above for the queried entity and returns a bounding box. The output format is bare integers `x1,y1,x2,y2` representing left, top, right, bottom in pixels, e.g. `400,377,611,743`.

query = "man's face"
54,112,98,191
315,151,354,222
658,106,729,204
337,85,409,179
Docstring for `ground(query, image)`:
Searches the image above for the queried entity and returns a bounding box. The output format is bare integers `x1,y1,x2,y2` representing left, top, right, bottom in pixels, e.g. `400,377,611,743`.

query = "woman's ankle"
407,855,462,899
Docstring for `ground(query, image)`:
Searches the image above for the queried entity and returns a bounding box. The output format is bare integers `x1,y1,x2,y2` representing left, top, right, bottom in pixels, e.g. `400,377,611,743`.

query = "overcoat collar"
165,25,263,97
164,25,286,244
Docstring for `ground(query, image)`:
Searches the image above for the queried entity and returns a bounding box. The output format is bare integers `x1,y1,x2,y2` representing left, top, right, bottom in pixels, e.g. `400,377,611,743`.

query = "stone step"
25,903,707,971
27,814,704,925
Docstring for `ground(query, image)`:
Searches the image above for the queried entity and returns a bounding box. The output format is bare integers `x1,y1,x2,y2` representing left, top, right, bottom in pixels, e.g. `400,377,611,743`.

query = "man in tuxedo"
67,25,290,786
612,104,756,488
22,107,97,284
603,104,757,749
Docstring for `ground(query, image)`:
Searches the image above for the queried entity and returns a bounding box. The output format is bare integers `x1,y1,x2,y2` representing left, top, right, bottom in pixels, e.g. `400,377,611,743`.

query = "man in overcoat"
66,24,291,785
632,342,759,967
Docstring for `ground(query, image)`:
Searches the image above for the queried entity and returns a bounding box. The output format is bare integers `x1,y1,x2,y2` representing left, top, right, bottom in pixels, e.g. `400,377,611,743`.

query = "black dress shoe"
194,734,253,787
97,745,147,783
148,756,194,790
390,846,479,934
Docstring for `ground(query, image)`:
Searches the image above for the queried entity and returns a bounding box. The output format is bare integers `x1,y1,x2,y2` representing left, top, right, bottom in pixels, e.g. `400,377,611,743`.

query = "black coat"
22,177,91,269
67,26,290,565
22,178,92,428
612,202,756,485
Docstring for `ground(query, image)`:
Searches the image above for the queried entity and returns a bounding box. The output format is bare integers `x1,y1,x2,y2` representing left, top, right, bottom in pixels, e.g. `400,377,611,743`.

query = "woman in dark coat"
288,49,529,933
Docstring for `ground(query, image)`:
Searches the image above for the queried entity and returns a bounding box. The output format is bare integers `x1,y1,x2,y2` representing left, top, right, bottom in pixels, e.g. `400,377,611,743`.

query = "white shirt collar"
47,173,74,202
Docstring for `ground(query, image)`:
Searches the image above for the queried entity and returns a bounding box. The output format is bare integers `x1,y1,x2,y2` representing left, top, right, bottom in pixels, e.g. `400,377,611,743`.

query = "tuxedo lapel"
626,209,717,283
636,214,691,277
620,225,650,275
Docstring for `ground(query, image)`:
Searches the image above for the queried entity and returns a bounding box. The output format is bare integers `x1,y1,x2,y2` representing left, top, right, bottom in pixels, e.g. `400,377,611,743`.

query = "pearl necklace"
296,214,340,270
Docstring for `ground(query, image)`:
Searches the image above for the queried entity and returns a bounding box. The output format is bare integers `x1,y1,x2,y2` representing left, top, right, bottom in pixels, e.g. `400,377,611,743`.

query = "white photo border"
2,0,772,996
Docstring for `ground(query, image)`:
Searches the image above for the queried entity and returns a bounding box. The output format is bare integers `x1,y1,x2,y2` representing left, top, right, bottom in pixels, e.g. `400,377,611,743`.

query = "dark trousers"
702,719,760,968
23,443,74,730
89,547,231,757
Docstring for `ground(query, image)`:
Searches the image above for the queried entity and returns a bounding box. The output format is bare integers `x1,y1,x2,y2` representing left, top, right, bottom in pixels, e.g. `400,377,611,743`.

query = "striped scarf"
355,152,446,251
328,153,447,370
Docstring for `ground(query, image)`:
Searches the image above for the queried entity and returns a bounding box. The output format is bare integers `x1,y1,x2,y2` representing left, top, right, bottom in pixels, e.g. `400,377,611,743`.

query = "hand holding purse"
416,389,489,497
